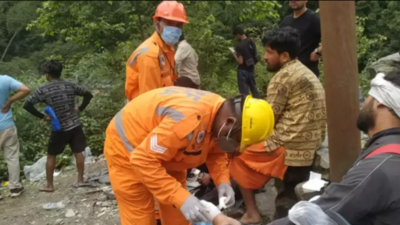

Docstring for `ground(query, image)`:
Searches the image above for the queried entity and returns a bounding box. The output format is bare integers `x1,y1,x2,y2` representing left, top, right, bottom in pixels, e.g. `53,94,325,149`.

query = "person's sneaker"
10,187,25,197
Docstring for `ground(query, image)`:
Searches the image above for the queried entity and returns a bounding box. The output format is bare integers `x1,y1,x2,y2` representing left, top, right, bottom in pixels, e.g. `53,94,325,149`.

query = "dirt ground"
0,154,308,225
0,159,120,225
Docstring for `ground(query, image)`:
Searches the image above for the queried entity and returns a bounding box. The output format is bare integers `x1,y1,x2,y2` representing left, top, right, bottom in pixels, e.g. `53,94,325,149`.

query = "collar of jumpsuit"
152,31,175,54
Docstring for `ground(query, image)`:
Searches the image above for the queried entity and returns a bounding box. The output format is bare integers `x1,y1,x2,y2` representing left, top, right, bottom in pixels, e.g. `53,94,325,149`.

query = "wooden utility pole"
319,1,361,182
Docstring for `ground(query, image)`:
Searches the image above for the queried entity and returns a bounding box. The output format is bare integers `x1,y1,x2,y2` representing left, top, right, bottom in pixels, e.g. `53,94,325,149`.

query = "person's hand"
200,200,221,222
198,173,211,186
1,101,11,114
180,195,210,223
217,183,235,208
310,51,320,62
213,213,241,225
43,115,51,122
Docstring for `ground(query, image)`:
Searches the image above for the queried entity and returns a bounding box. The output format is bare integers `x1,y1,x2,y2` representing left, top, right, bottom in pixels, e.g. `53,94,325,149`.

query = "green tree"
1,1,41,62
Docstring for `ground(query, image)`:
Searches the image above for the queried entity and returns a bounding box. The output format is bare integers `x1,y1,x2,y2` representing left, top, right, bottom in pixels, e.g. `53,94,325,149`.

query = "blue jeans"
237,69,260,98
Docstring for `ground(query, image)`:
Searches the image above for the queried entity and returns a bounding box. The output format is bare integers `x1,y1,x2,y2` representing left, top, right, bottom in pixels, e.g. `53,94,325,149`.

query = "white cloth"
199,200,221,223
369,73,400,117
175,40,200,85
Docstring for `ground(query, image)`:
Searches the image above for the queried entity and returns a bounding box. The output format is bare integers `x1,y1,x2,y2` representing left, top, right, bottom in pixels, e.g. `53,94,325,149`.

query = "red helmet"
153,1,189,24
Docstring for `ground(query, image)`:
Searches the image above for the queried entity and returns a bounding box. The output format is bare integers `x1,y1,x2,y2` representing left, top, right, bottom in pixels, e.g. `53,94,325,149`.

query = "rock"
100,169,109,176
99,175,110,184
368,53,400,79
96,202,102,206
98,154,105,159
98,194,108,201
255,179,278,222
294,181,324,201
55,219,64,225
64,166,75,171
112,200,117,206
101,201,113,207
65,209,76,218
102,186,115,200
88,172,101,178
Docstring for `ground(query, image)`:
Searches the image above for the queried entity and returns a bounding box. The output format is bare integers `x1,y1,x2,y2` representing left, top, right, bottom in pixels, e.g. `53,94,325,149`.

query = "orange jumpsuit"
229,142,287,190
104,87,231,225
125,32,177,101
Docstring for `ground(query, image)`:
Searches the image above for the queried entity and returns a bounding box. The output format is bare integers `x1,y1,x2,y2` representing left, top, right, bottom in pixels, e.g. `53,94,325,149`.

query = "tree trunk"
1,30,19,62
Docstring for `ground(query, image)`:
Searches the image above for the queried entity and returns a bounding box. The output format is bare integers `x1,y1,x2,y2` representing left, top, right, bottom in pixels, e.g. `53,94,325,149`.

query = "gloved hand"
180,195,209,223
217,183,235,208
200,200,222,222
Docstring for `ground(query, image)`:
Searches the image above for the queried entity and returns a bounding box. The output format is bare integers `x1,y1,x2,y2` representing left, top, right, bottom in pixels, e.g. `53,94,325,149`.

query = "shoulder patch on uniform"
172,113,201,141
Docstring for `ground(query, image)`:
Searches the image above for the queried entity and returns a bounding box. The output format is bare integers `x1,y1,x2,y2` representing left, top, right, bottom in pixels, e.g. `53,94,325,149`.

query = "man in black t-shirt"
280,0,322,77
232,27,260,98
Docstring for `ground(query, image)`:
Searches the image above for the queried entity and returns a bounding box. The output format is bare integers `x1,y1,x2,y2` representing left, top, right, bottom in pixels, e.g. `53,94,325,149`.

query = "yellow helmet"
240,95,275,152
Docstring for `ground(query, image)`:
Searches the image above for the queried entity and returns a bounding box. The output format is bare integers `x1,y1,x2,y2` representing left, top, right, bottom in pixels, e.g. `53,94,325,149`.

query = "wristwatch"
314,48,322,56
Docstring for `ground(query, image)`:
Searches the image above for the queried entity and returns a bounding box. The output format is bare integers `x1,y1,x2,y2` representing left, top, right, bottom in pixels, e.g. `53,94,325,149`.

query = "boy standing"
24,60,93,192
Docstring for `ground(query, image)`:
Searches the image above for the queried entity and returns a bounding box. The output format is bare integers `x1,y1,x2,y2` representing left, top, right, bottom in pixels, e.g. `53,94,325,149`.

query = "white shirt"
175,40,200,85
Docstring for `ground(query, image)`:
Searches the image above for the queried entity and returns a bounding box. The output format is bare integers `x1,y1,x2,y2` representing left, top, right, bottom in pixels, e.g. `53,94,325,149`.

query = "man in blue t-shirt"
0,75,31,198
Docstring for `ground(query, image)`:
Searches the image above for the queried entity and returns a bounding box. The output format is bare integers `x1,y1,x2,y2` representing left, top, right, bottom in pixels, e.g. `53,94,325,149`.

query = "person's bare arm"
1,84,30,113
233,53,243,65
233,45,244,65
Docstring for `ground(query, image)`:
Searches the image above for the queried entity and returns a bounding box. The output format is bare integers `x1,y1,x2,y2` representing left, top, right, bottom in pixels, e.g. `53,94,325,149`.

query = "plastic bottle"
44,106,61,131
42,201,65,210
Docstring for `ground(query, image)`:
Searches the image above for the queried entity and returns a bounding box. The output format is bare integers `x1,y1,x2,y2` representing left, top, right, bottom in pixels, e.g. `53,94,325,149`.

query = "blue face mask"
161,26,182,46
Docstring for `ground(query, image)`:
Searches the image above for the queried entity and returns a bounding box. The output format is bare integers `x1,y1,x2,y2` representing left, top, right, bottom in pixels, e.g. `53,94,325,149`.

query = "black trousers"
237,69,260,98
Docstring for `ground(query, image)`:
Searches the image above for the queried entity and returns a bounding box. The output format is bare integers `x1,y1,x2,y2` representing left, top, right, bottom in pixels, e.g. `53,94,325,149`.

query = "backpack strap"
357,134,400,162
366,144,400,158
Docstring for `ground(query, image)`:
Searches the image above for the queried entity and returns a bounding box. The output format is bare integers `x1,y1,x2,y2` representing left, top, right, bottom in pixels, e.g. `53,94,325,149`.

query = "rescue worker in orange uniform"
104,86,275,225
125,1,188,102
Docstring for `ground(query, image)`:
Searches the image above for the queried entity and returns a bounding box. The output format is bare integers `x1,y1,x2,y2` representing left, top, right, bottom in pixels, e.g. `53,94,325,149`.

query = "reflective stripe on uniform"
115,106,193,153
114,110,135,153
129,47,150,67
156,106,185,122
156,106,193,142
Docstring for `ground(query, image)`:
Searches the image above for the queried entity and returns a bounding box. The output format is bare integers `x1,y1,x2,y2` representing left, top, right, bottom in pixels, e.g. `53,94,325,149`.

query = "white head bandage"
368,73,400,117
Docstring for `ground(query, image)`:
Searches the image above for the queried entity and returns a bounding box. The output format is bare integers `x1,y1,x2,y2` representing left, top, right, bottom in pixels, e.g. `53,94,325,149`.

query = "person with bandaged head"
209,71,400,225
